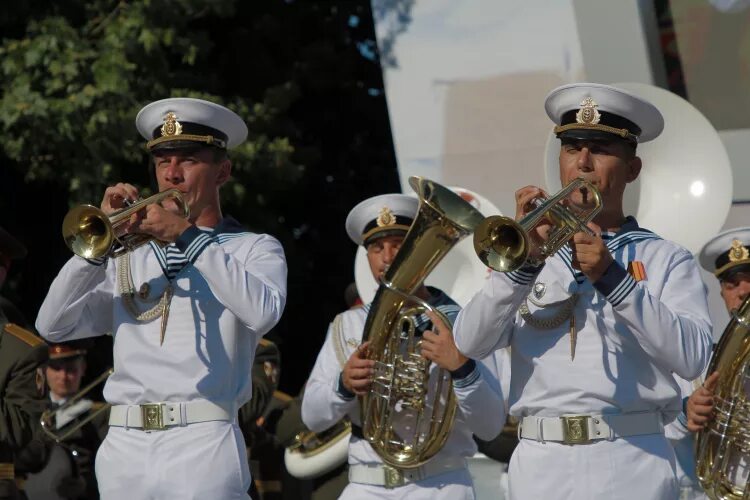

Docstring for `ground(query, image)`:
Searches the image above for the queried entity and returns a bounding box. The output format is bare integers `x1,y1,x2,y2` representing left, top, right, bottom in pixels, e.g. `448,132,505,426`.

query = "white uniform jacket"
302,288,506,468
36,217,287,409
454,217,712,423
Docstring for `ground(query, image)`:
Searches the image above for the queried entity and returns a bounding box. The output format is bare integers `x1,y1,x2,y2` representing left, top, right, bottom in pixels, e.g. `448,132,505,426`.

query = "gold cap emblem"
160,112,183,137
575,97,601,125
376,206,396,227
729,239,749,262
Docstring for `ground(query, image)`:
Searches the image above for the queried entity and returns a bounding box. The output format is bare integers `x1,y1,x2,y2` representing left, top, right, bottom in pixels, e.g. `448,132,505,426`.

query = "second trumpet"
473,178,602,272
62,188,189,260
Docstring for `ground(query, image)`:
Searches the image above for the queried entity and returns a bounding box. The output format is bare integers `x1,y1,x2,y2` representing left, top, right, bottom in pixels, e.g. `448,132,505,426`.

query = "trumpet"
62,188,189,259
473,178,602,272
40,368,113,443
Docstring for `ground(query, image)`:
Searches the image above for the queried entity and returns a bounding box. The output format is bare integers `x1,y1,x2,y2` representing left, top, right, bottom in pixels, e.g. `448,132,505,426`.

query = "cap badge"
533,282,546,300
376,206,396,227
160,112,183,137
575,97,601,125
729,239,749,262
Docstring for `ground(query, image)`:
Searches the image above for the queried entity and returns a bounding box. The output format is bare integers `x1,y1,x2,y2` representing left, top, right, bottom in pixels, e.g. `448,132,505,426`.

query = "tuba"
360,176,484,469
473,178,602,273
284,418,352,479
62,188,189,259
695,295,750,499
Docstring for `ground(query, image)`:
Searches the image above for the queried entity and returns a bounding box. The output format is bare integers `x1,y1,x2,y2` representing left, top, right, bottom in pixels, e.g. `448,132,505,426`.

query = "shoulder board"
3,323,46,347
273,390,294,402
259,338,276,348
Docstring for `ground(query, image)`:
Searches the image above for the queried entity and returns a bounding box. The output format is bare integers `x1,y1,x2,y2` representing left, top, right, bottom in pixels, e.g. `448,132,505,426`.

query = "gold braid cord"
553,123,636,141
330,314,349,369
519,294,578,329
117,254,172,323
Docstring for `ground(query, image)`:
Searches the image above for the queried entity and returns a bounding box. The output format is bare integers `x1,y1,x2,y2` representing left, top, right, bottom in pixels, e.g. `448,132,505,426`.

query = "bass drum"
543,82,732,255
354,187,501,306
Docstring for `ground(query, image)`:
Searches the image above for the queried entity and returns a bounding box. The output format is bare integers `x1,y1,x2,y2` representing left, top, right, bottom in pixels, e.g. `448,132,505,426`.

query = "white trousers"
339,468,475,500
95,421,251,500
509,434,678,500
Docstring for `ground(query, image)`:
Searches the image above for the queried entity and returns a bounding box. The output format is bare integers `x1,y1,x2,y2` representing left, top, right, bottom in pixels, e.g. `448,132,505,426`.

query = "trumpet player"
302,194,505,499
454,83,713,500
36,98,288,499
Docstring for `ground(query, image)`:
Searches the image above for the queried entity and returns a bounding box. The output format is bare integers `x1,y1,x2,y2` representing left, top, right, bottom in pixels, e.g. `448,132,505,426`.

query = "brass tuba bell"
695,295,750,499
473,178,602,272
61,188,189,259
360,176,484,469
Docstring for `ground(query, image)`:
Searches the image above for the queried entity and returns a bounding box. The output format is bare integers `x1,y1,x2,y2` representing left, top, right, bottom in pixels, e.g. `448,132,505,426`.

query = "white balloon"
544,82,733,255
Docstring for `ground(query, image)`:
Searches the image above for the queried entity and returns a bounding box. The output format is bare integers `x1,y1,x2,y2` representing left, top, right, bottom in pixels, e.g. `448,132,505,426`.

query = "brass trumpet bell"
473,217,531,273
473,178,602,272
62,205,115,260
61,188,189,259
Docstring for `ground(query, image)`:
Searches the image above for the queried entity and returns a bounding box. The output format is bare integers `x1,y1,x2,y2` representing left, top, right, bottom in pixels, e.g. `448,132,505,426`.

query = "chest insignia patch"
532,282,546,300
627,261,647,282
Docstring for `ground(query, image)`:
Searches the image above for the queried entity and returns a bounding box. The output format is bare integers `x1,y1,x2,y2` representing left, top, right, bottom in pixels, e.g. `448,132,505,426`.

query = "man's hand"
100,183,141,236
514,186,552,262
137,203,192,244
420,311,468,371
101,183,139,215
342,341,375,396
687,371,720,432
570,222,612,283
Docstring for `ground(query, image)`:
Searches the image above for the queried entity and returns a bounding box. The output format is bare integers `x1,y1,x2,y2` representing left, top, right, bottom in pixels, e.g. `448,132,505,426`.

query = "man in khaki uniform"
0,226,48,500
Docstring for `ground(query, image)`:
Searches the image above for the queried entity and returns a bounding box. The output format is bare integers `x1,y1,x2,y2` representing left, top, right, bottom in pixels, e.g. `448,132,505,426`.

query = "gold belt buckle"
561,415,590,444
383,465,404,489
141,403,166,431
0,462,14,481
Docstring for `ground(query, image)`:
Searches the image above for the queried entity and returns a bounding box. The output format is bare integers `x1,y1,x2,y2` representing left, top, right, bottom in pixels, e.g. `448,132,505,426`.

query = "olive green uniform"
0,323,48,500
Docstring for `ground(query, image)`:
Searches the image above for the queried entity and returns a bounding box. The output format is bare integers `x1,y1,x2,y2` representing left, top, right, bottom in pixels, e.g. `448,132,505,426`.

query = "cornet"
473,178,602,272
62,188,189,259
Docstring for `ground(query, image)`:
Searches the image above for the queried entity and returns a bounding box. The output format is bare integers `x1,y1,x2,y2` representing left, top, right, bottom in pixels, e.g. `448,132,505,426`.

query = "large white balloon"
354,187,500,307
544,82,733,255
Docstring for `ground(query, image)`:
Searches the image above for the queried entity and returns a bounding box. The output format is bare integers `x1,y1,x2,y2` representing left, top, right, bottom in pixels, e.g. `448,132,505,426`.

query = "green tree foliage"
0,0,413,391
0,0,298,205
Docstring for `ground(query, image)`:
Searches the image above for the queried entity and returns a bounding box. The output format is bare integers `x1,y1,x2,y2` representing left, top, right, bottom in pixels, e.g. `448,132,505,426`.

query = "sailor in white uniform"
301,194,505,500
682,228,750,496
453,83,713,500
36,98,287,499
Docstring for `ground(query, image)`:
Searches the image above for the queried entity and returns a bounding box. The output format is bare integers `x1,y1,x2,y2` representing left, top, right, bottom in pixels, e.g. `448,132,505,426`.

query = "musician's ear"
626,155,642,184
215,159,231,186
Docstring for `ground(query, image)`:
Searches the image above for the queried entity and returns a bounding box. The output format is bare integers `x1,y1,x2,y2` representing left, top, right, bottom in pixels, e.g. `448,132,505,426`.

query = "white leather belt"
519,412,664,444
109,401,233,431
348,457,466,488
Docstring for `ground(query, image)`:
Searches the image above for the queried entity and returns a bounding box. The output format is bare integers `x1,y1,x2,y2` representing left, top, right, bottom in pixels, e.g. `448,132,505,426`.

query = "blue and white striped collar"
148,215,248,279
209,215,247,235
557,216,661,283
